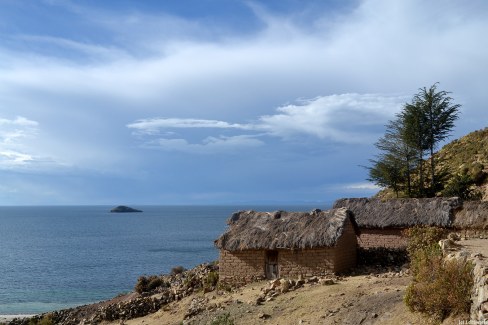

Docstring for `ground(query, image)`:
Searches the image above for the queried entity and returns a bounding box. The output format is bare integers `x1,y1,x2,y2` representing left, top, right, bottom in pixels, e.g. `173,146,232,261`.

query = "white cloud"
146,135,264,153
128,118,254,135
128,93,406,152
258,94,405,142
344,182,381,190
0,116,39,167
0,150,34,166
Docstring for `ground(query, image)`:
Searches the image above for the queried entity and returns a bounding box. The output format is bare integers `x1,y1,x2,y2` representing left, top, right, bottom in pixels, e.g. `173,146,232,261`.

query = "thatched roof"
214,208,357,251
452,201,488,229
333,197,462,229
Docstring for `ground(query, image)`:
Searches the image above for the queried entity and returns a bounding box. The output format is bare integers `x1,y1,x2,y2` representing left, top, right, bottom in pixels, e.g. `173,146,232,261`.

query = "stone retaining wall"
470,257,488,320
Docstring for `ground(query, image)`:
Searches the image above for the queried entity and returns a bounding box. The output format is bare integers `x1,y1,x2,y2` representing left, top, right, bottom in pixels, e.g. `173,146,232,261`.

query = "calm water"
0,205,320,315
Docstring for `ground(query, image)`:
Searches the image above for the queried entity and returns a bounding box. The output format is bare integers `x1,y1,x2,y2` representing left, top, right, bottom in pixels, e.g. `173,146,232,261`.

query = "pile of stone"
254,276,337,305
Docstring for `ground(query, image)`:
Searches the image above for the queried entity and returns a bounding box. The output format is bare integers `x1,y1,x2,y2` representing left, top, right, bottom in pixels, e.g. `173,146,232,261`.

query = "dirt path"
459,238,488,258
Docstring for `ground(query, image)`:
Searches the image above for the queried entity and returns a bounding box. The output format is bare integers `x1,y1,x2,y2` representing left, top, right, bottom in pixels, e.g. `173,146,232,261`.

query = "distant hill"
376,127,488,200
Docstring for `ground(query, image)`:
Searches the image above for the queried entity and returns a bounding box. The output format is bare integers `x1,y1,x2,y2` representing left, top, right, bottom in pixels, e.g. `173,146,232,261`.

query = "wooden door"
265,250,279,279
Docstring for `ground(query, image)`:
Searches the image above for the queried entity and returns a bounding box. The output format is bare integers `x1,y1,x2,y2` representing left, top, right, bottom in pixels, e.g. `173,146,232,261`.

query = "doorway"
265,250,279,279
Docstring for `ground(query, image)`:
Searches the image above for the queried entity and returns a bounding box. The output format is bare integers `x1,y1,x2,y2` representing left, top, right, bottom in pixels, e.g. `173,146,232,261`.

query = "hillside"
376,127,488,200
436,127,488,199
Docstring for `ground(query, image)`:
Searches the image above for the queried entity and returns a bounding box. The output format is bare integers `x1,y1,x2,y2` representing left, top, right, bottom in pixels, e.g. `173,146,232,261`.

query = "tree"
367,153,404,197
412,83,460,194
367,83,460,197
401,101,430,196
372,115,417,196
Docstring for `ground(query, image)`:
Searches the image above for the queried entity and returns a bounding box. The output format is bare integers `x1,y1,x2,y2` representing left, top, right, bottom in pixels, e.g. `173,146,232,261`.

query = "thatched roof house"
215,208,359,251
215,208,358,285
333,197,462,249
452,201,488,229
333,197,462,229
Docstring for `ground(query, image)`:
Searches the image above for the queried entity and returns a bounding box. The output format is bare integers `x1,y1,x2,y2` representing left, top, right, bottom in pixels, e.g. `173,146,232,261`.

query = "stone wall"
470,257,488,320
219,218,358,285
357,228,408,249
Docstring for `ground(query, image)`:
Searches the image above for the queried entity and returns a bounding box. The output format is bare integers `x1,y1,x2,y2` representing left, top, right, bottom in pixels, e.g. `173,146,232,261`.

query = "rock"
280,279,290,293
258,313,271,319
307,276,319,283
320,278,335,286
446,250,470,263
296,279,305,287
310,208,322,215
448,232,461,241
110,205,143,213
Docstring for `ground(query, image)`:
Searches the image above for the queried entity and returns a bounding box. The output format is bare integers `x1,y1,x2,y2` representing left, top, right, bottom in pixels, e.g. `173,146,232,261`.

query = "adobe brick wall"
357,228,407,249
218,250,266,285
333,217,358,272
219,218,358,284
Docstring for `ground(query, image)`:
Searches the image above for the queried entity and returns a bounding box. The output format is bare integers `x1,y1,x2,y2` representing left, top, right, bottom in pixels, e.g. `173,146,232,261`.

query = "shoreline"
0,315,36,322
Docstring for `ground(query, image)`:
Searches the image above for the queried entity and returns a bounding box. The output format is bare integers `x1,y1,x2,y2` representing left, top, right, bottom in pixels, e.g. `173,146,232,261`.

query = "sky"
0,0,487,206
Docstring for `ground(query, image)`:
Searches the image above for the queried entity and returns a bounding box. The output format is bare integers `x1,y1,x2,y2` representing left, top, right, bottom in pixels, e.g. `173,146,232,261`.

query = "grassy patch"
210,313,234,325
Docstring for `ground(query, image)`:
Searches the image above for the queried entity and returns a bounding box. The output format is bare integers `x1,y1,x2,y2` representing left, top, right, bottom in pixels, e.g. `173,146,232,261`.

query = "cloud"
0,151,34,166
128,118,254,135
0,0,487,203
0,116,39,168
344,182,381,190
147,135,264,153
258,94,405,142
128,93,406,152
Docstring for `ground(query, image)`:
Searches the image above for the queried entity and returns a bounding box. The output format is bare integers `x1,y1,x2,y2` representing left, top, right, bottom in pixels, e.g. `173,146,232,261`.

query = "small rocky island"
110,205,143,213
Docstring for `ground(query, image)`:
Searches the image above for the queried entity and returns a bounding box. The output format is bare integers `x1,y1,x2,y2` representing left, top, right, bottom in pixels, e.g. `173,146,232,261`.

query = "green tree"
369,115,417,197
401,101,430,196
367,83,460,197
412,83,460,194
368,153,404,197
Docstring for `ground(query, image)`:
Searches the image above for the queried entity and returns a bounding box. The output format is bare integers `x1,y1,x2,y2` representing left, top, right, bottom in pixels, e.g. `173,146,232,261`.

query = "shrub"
205,271,219,289
135,275,150,293
28,314,55,325
135,275,167,293
210,313,234,325
404,226,474,320
442,173,482,200
171,265,186,275
404,255,473,320
404,226,447,258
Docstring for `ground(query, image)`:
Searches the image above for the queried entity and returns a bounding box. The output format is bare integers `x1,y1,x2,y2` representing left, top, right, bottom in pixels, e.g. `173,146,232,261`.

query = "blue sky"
0,0,487,205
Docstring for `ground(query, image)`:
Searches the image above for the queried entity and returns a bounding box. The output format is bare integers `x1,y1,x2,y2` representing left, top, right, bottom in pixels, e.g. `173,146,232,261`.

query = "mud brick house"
215,208,359,285
333,197,462,249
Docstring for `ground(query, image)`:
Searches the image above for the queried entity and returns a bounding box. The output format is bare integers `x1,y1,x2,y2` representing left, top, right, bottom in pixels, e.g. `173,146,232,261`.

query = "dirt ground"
102,272,447,325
